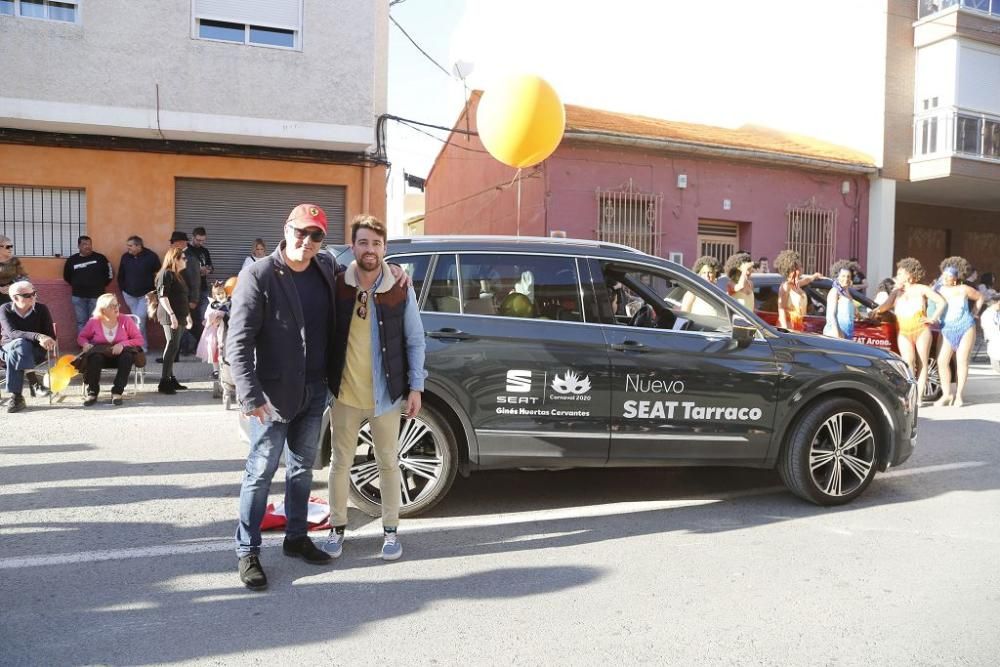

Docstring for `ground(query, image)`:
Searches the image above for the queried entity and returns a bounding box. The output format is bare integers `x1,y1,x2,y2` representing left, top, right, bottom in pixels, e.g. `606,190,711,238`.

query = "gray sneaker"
381,531,402,561
322,530,344,558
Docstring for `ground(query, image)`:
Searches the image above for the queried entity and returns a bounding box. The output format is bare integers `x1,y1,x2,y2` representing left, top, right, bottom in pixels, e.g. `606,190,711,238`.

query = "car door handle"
611,340,648,353
427,328,472,341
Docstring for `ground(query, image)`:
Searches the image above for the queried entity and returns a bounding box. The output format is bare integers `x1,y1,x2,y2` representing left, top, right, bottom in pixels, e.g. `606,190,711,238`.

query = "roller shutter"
174,178,346,280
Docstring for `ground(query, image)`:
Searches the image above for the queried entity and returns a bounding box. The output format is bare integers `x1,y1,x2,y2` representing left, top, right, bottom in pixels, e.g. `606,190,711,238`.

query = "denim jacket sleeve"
403,286,427,392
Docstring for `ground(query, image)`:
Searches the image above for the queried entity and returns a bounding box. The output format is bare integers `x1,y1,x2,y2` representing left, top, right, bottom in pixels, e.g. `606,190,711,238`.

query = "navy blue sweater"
118,248,161,297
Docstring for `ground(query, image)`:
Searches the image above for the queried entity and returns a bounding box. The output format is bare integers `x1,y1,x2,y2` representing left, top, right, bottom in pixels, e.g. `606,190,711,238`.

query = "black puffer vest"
330,268,410,402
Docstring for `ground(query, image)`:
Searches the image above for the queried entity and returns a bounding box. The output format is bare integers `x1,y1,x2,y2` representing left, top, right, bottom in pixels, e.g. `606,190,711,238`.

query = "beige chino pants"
328,400,402,529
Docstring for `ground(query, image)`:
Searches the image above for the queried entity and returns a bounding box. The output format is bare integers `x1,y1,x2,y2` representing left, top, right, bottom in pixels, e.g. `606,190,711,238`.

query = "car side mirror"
732,314,758,348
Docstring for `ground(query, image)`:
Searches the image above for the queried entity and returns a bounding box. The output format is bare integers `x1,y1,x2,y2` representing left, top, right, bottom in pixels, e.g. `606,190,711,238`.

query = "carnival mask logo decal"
551,371,591,395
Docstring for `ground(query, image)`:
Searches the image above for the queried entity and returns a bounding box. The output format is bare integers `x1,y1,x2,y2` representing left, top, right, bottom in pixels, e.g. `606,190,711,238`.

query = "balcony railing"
918,0,1000,20
913,107,1000,161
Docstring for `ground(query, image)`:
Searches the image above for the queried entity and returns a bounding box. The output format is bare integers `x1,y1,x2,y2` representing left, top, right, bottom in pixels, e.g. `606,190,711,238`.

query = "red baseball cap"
286,204,328,233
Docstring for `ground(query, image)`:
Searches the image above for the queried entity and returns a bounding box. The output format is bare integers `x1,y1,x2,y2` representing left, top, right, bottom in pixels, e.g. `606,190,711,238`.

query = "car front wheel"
347,404,459,518
778,397,879,505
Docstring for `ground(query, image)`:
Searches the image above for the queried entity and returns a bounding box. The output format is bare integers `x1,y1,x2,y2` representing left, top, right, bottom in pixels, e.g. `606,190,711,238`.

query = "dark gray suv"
321,237,917,517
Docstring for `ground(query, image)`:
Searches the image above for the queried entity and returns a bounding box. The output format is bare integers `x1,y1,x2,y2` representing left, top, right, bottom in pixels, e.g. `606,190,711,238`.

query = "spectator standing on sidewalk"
63,235,113,333
0,235,29,306
166,231,201,355
188,227,213,345
154,247,192,395
117,235,159,351
324,215,426,563
242,238,268,270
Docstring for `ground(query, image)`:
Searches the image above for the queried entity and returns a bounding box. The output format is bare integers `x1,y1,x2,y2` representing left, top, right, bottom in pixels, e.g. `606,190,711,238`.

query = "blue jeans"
0,338,46,395
235,380,330,557
72,296,98,333
121,292,149,351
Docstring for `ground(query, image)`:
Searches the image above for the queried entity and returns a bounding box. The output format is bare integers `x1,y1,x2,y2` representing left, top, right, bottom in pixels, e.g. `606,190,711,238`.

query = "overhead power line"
389,14,452,78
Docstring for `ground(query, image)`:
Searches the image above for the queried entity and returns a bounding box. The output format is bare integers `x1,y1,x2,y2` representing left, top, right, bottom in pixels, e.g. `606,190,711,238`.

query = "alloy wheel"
349,416,444,509
808,411,876,497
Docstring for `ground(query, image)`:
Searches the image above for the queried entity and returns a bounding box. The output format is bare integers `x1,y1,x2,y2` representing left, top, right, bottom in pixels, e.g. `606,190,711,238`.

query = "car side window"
390,254,430,302
457,254,583,321
423,253,461,313
755,284,780,313
600,261,732,334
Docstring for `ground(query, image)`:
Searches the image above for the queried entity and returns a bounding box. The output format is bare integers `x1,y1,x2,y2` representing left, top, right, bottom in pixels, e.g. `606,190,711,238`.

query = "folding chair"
0,341,59,405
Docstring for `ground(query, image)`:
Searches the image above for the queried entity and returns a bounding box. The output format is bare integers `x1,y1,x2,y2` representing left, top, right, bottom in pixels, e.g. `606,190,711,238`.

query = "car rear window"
423,253,583,321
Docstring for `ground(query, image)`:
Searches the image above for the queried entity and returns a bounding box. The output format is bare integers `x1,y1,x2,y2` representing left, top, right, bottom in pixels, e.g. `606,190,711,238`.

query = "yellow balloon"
477,74,565,169
47,355,79,394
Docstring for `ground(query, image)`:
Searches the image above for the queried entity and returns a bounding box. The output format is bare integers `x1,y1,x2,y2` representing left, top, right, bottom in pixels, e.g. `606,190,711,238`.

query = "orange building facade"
1,141,386,350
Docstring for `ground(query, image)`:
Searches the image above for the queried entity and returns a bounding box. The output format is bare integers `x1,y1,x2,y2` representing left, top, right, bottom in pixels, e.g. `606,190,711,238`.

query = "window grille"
595,179,662,256
786,200,836,274
0,185,86,257
697,221,740,265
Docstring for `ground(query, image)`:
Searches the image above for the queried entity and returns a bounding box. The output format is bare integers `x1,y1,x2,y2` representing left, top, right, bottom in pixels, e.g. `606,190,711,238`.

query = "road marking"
0,489,775,571
0,460,989,571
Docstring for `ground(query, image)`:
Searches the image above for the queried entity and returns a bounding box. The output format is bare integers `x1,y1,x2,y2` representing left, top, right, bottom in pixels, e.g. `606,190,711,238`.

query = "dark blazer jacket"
226,243,339,420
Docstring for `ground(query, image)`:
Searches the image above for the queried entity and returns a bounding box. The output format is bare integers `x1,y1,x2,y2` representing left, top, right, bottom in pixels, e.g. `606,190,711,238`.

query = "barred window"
786,201,836,274
0,185,87,257
595,179,662,256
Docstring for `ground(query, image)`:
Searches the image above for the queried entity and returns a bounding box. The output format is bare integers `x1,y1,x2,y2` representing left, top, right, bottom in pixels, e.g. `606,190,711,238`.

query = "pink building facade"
426,97,876,277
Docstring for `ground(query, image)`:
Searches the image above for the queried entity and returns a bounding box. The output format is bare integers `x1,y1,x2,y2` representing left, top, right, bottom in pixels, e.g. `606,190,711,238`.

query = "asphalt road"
1,360,999,666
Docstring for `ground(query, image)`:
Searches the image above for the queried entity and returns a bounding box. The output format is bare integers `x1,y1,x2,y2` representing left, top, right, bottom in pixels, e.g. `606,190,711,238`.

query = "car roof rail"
392,235,646,255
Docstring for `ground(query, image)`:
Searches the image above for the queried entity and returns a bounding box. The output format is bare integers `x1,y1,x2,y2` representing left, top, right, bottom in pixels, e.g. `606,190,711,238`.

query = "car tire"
347,403,459,518
924,358,942,402
778,397,879,506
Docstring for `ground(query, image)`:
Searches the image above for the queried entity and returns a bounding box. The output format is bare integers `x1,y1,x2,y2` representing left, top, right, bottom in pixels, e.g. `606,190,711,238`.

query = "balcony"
913,107,1000,162
918,0,1000,20
908,108,1000,206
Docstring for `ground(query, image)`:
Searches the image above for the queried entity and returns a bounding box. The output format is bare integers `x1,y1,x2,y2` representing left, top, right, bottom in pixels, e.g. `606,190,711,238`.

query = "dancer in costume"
934,256,984,407
824,259,861,340
875,257,946,402
774,249,822,332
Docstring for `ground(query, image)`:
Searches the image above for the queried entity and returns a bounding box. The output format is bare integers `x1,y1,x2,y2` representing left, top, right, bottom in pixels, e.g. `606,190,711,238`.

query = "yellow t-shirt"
337,294,375,409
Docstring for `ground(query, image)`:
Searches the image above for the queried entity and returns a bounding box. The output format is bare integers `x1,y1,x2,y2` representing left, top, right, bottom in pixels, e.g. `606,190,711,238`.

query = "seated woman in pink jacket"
77,293,145,406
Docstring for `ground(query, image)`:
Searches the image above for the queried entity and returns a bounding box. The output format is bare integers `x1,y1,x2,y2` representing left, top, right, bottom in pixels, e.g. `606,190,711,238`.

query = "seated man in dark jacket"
0,281,57,413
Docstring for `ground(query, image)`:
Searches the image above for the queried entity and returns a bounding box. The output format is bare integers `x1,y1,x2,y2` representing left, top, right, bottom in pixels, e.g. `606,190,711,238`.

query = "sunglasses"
1,244,13,250
286,225,325,243
357,290,369,320
13,291,37,299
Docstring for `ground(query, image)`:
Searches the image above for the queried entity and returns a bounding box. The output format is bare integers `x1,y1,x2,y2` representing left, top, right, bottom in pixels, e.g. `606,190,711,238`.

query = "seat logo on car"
506,370,532,393
551,371,591,396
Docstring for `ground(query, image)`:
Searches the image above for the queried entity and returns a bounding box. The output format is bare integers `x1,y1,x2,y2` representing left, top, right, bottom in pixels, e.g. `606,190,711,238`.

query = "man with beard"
324,215,426,562
228,204,410,590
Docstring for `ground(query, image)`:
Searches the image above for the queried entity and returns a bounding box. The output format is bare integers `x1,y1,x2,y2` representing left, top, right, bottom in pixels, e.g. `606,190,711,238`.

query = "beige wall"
895,201,1000,280
883,0,918,181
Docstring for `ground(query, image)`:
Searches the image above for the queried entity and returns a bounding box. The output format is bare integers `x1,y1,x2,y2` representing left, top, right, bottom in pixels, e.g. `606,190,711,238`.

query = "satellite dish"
452,60,475,80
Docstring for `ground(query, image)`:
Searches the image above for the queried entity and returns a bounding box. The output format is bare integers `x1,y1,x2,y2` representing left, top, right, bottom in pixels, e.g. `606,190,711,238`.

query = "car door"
590,258,781,464
421,251,612,468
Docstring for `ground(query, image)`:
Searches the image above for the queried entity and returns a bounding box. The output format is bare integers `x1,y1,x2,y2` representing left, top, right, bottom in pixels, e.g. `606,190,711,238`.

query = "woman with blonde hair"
77,293,145,406
242,238,268,270
0,234,29,306
155,247,193,394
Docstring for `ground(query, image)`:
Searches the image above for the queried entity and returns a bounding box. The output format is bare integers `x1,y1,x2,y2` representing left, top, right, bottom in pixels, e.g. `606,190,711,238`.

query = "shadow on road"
0,559,602,666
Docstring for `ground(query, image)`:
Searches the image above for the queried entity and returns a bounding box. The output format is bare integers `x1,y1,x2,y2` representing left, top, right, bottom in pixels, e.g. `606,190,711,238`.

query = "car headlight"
885,358,913,383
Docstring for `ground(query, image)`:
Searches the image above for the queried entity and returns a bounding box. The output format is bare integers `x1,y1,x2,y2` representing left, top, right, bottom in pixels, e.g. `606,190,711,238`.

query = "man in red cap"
227,203,407,590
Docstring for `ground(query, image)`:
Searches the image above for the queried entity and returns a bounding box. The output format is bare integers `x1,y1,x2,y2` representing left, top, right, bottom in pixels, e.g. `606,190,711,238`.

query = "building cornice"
563,130,878,175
